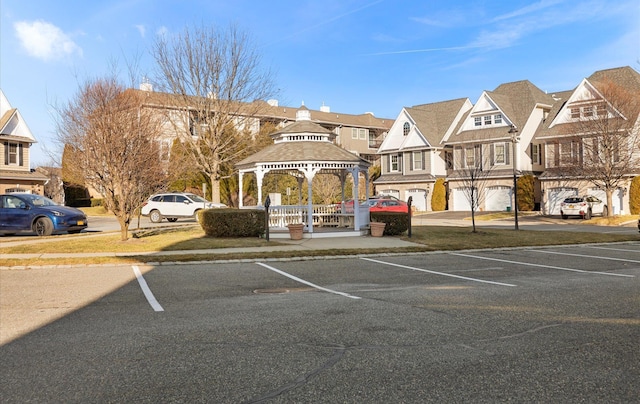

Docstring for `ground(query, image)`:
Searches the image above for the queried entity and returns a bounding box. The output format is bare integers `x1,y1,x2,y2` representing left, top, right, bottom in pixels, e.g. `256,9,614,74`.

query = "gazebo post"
238,172,244,208
256,168,265,206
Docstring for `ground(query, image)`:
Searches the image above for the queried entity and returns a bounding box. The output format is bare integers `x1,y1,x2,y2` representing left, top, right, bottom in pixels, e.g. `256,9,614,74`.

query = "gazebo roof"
236,105,370,171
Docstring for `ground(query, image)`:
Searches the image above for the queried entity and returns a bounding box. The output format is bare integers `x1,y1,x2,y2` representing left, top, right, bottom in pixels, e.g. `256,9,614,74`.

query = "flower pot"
370,222,386,237
287,223,304,240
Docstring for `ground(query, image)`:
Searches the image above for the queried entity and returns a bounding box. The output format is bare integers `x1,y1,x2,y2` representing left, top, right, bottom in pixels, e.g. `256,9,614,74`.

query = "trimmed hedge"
199,209,265,237
370,211,409,235
431,178,446,211
517,175,535,211
629,176,640,215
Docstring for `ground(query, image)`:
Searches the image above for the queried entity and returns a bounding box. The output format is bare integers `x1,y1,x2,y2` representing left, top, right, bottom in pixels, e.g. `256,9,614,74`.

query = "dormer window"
403,122,410,136
484,115,492,125
494,114,502,124
474,117,482,127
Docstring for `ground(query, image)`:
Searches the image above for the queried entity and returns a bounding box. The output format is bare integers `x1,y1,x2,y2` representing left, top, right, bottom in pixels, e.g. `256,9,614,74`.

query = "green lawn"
1,224,637,267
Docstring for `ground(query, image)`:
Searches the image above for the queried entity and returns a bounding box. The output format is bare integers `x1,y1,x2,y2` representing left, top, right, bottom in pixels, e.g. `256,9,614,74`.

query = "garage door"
589,188,623,215
407,189,427,211
379,189,400,199
452,187,473,211
485,186,512,212
547,187,577,215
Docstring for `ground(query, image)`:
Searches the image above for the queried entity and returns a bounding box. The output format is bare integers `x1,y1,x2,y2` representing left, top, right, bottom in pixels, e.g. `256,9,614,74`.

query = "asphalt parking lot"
1,243,639,403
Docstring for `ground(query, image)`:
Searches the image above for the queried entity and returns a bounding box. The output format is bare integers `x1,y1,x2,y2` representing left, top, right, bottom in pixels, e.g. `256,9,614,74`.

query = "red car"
368,197,409,213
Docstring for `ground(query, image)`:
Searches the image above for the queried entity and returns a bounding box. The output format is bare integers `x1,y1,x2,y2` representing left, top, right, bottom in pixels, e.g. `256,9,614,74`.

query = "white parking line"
532,249,640,268
256,262,362,300
450,252,635,278
132,266,164,311
360,257,517,287
585,245,640,254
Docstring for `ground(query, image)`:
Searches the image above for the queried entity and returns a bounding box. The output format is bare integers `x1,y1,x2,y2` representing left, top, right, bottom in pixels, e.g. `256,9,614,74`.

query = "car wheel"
561,212,568,220
34,217,54,236
194,210,201,223
149,210,163,223
584,209,592,220
167,218,178,222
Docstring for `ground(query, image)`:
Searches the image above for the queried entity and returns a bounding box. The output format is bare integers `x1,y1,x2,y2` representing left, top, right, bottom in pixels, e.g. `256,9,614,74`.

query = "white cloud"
14,20,82,61
135,24,146,37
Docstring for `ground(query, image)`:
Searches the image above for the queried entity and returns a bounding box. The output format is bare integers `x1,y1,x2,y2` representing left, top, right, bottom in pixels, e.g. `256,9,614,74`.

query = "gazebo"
236,105,371,238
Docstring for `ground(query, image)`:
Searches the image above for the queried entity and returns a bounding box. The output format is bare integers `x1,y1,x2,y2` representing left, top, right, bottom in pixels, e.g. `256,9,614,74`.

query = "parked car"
140,192,227,223
560,195,608,219
368,197,410,213
0,193,88,236
637,216,639,233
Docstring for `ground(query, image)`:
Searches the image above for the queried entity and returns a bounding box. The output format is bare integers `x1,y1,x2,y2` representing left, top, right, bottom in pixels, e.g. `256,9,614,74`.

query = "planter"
287,223,305,240
369,222,386,237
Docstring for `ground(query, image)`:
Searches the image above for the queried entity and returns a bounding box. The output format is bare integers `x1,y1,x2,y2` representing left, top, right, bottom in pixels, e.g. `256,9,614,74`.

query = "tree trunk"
210,173,221,203
605,190,614,217
117,217,130,241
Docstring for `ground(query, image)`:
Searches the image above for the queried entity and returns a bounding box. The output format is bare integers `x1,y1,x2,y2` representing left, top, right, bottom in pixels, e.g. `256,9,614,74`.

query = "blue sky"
1,0,639,166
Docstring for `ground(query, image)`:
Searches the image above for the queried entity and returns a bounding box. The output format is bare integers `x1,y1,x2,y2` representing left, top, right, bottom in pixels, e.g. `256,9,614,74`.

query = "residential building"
375,98,472,211
132,87,393,168
0,89,48,194
446,80,555,212
535,66,640,215
377,66,640,215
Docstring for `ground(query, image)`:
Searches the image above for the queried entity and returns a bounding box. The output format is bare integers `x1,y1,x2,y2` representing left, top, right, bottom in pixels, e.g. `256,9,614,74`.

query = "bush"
91,198,104,207
370,211,409,235
629,176,640,214
517,175,535,211
199,208,264,237
431,178,446,211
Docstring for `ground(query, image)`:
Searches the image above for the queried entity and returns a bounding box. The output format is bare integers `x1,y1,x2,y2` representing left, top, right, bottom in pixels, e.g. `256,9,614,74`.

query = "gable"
459,92,511,133
548,79,611,128
0,90,36,143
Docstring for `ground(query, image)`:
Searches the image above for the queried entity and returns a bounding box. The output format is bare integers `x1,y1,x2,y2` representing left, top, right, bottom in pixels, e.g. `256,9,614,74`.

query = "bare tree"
56,77,166,240
152,24,278,203
456,145,494,232
564,79,640,216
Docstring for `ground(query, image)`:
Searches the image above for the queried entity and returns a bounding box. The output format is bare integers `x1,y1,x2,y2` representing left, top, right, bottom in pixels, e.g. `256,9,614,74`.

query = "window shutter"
18,144,24,166
3,142,7,165
506,143,511,165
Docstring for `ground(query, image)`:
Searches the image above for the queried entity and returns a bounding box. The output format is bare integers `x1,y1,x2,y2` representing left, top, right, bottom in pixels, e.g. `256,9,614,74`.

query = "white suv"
140,192,227,223
560,195,607,220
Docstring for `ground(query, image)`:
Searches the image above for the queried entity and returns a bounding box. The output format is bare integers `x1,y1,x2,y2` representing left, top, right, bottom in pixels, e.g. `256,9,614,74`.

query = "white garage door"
452,188,473,211
379,189,400,199
485,186,512,212
547,187,578,215
589,188,623,215
407,189,427,211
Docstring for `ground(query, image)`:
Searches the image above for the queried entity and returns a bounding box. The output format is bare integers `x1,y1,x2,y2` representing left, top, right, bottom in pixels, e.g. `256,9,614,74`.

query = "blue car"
0,193,88,236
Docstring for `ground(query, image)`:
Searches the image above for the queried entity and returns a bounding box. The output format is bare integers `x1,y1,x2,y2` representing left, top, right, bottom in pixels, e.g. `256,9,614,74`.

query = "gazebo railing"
266,204,370,230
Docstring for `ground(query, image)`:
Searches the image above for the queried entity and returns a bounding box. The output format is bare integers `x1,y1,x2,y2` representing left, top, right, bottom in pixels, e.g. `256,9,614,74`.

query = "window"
484,115,492,125
465,147,475,167
3,142,23,166
570,108,580,119
494,114,502,124
390,154,399,172
359,128,367,140
368,131,376,148
403,122,410,136
412,151,423,170
531,144,541,165
596,104,607,117
493,143,506,165
352,128,358,139
474,117,482,127
445,150,453,169
583,106,593,117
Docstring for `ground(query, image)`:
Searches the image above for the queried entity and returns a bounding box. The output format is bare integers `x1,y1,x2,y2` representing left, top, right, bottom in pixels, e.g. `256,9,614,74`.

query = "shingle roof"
449,80,555,144
236,140,369,169
405,98,469,146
